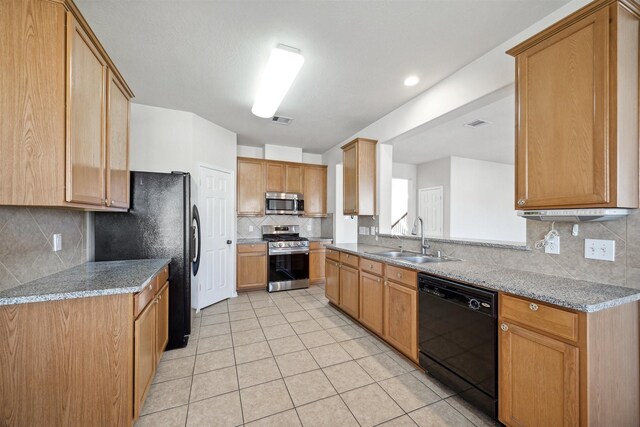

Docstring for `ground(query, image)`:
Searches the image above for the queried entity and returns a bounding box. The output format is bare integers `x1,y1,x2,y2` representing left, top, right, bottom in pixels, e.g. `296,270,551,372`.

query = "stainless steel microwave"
265,192,304,215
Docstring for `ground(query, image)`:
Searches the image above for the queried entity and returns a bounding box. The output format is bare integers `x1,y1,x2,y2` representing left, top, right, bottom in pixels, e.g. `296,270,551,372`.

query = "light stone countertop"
236,237,333,244
0,259,171,306
327,243,640,313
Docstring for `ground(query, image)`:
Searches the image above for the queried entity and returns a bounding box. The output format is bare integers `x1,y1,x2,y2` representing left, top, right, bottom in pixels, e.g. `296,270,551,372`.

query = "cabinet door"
309,248,326,284
156,282,169,362
237,252,267,290
134,299,157,419
339,265,359,318
499,322,579,427
237,159,265,215
303,165,327,217
266,162,285,193
106,71,129,209
325,259,340,305
515,8,609,209
343,143,358,214
66,13,107,206
285,164,304,194
384,280,417,361
359,271,384,335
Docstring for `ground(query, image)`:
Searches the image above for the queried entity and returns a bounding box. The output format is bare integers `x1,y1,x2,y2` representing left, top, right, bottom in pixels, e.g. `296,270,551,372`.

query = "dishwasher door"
418,274,498,419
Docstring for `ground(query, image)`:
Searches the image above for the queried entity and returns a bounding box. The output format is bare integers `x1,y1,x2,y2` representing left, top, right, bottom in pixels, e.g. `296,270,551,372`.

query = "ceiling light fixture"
404,75,419,86
251,45,304,118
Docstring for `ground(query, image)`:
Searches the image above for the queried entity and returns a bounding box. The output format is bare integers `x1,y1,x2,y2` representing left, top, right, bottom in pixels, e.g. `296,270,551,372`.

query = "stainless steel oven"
262,225,309,292
265,192,304,215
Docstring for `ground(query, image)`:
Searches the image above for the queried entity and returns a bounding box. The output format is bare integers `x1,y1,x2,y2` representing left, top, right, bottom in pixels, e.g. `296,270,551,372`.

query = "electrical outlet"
585,239,615,261
306,225,312,231
545,235,560,254
248,225,254,232
52,234,62,252
359,226,369,235
370,226,376,235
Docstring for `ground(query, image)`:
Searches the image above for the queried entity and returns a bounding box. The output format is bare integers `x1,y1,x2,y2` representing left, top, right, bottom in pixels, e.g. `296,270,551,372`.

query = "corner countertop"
327,243,640,313
0,259,171,306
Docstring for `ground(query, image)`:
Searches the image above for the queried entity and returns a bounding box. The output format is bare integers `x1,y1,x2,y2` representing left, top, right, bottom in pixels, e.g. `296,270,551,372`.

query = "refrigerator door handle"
191,204,201,276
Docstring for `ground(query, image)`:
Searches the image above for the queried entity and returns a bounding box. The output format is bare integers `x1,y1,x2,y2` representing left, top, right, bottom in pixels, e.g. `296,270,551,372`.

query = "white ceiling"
392,90,516,165
76,0,569,154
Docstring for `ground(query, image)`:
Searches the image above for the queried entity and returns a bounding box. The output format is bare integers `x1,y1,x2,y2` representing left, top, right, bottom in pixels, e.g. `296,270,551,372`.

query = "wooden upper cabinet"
508,1,639,209
106,71,130,209
66,12,107,206
237,158,265,215
285,164,304,193
342,138,377,215
266,162,286,192
1,0,132,210
303,165,327,217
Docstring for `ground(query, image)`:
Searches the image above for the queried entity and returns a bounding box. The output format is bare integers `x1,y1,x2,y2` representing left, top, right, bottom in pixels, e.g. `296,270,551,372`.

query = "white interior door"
198,165,234,309
419,186,443,238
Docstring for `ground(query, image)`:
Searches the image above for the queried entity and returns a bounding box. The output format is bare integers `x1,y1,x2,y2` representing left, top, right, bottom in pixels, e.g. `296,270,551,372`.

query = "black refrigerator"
95,171,197,349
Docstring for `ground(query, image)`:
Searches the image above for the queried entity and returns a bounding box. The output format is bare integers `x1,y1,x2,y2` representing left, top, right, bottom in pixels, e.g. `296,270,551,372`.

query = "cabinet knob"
500,323,509,332
396,272,402,278
369,264,373,269
529,303,539,312
376,278,380,283
517,199,526,207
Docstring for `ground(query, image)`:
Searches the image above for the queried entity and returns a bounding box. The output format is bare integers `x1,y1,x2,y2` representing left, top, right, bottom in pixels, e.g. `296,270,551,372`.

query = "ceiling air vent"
271,116,293,126
464,119,492,128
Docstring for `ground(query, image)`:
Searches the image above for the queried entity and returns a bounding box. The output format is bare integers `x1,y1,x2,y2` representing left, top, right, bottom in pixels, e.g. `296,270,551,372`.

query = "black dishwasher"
418,273,498,419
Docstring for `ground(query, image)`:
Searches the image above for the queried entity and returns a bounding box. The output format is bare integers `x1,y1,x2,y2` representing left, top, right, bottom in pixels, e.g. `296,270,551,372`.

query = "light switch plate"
584,239,615,261
52,234,62,252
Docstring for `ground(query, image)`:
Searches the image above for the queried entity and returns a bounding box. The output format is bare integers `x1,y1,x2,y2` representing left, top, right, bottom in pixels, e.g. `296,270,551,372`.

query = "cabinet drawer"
157,265,169,285
340,252,359,268
385,265,417,289
310,241,325,250
135,276,158,318
500,294,578,342
237,243,267,253
360,258,384,276
326,249,340,262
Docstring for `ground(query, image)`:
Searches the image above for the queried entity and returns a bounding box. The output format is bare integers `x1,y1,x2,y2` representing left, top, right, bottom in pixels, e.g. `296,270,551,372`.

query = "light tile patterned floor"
136,285,499,427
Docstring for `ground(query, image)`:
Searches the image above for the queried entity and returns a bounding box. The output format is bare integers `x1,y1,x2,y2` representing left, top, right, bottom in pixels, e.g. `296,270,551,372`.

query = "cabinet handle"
369,264,374,269
517,199,526,207
396,272,402,279
529,303,539,312
500,323,509,332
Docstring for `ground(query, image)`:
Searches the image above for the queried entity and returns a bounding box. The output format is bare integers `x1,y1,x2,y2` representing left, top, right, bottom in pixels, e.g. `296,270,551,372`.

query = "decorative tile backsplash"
0,207,88,292
359,212,640,290
237,215,322,239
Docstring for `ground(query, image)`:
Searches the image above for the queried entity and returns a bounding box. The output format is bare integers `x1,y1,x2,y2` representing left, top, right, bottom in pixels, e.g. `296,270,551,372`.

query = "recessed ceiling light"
404,75,419,86
252,44,304,119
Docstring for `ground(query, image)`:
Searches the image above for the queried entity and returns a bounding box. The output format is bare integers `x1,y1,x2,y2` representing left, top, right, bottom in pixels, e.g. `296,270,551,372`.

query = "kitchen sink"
368,250,460,263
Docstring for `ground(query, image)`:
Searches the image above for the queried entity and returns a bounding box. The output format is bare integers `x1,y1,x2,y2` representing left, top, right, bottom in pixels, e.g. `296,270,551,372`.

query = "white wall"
237,145,264,159
130,104,194,173
264,144,303,162
416,157,451,237
392,162,417,230
449,157,525,243
302,153,323,164
377,144,393,234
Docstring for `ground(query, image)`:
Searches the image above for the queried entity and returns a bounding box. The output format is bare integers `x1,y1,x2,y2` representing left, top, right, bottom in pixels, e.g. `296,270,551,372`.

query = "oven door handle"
269,248,310,255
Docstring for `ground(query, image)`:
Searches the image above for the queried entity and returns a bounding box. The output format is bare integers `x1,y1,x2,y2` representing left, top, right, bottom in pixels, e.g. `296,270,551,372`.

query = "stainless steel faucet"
411,216,431,255
392,233,403,252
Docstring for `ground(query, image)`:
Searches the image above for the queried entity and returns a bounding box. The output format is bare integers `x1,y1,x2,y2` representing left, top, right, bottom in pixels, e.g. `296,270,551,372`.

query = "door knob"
227,240,232,244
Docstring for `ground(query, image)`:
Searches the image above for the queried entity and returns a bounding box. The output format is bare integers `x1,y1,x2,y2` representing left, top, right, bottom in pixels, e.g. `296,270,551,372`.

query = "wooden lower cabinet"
339,264,359,318
133,277,170,420
156,282,169,362
134,296,157,420
325,258,340,305
499,322,579,426
359,271,384,335
309,242,326,285
237,244,267,291
384,280,418,361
